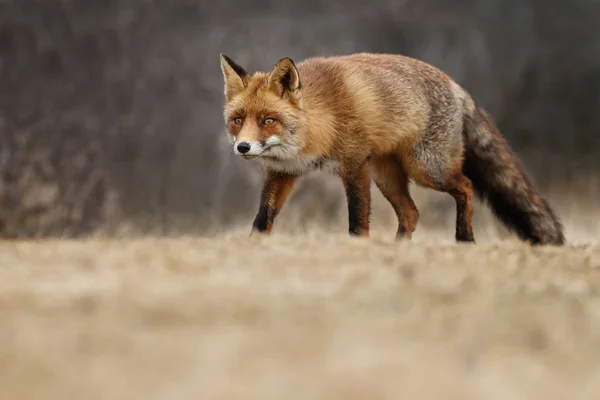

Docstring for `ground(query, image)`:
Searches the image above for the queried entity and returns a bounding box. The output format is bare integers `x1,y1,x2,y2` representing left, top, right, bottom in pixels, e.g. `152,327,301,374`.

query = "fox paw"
249,228,269,238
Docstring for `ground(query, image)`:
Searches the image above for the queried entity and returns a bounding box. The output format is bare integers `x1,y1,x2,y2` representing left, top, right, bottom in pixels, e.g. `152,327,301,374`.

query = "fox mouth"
239,143,282,159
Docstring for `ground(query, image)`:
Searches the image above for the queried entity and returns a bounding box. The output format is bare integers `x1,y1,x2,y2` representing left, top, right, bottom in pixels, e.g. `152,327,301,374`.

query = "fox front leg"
341,160,371,237
250,169,298,236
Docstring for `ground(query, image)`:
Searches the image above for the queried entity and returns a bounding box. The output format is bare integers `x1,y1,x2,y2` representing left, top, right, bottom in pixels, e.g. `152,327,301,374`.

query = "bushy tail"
462,106,565,245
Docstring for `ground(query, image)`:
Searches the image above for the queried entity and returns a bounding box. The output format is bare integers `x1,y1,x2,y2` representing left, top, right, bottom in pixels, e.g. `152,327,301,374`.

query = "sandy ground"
1,233,600,399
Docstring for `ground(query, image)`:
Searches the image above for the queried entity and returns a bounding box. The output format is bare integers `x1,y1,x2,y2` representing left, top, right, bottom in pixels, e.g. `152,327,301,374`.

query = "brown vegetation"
1,235,599,399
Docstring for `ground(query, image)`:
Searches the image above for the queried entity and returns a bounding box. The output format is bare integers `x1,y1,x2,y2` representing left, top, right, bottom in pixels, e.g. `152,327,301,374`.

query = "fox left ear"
267,57,301,97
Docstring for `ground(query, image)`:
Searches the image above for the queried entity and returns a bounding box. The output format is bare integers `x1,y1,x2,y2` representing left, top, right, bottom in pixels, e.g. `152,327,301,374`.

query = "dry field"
1,230,600,400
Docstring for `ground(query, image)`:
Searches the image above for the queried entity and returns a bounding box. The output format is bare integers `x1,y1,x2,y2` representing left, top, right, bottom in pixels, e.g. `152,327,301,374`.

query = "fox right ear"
220,54,249,100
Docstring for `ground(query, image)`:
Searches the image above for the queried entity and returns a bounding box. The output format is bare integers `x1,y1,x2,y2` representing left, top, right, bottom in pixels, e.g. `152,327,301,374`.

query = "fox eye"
263,118,275,125
233,117,243,125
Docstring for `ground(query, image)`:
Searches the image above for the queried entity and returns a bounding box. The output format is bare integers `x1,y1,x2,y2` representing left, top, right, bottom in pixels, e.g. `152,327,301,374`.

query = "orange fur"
219,52,564,244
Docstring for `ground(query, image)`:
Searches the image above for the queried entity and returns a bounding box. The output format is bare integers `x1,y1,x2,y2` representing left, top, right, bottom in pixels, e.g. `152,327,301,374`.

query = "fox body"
219,52,564,245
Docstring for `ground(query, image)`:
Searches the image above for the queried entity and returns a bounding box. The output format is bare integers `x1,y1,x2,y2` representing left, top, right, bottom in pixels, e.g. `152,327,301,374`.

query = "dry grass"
1,233,600,399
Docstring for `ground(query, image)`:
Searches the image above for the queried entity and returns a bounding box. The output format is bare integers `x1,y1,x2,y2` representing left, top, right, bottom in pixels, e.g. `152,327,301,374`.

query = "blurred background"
0,0,598,241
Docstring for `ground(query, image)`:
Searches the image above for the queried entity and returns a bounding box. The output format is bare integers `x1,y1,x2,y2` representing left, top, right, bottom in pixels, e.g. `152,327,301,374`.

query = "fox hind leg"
411,146,475,243
443,171,475,242
370,156,419,240
423,168,475,242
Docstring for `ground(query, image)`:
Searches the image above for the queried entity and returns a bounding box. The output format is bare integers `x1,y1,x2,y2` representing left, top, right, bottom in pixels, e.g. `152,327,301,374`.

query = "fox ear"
220,54,249,100
267,57,301,97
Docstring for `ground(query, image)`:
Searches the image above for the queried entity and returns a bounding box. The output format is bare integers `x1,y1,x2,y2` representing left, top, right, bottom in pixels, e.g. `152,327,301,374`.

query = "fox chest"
260,155,341,176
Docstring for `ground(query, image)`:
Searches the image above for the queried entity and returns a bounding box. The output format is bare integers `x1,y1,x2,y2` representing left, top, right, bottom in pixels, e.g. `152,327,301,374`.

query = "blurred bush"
0,0,598,238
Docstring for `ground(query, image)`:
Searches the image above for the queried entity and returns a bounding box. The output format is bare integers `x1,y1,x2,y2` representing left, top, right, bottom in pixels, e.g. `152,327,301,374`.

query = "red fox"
219,52,565,245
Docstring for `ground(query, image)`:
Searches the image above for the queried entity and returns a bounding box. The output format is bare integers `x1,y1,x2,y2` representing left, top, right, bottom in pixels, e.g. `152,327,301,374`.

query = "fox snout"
232,136,283,158
233,140,261,157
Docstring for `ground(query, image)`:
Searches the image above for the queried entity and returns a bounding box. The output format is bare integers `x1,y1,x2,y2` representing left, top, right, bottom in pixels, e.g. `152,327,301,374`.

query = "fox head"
219,54,306,160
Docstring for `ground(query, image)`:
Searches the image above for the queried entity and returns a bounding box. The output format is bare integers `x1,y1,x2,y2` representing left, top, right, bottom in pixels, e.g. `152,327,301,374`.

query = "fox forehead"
223,73,300,119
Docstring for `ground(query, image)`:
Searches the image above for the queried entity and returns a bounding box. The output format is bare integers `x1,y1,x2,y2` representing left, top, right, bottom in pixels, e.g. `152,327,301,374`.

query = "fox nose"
237,142,251,154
